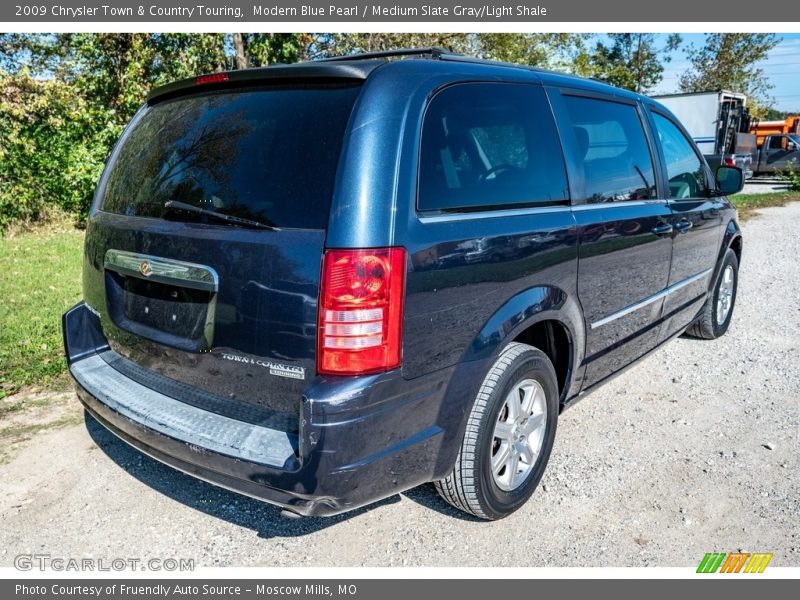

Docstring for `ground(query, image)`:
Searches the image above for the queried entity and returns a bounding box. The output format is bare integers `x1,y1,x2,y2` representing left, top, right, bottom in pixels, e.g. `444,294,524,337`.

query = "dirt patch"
0,385,83,465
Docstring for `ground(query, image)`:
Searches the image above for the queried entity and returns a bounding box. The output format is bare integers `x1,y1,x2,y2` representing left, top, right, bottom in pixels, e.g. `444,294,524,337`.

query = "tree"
679,33,779,115
590,34,681,93
760,107,800,120
0,72,107,227
239,33,315,66
475,33,591,70
156,33,227,75
312,33,472,58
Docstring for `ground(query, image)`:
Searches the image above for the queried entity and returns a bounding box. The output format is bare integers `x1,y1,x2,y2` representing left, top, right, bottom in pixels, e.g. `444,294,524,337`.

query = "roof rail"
315,47,559,77
316,47,452,62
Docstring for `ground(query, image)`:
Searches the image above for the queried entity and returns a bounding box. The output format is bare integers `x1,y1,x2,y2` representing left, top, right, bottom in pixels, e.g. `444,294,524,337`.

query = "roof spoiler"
147,61,376,104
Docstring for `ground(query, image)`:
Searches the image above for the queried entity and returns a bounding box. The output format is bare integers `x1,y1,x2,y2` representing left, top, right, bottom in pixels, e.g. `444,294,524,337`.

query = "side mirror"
714,165,744,196
788,141,799,151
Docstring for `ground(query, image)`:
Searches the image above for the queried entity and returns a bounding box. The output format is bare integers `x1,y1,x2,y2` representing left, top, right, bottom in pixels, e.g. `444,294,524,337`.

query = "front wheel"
687,248,739,339
435,343,559,520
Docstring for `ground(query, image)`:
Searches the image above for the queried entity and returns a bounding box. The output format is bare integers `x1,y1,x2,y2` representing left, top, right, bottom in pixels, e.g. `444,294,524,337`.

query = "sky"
648,33,800,112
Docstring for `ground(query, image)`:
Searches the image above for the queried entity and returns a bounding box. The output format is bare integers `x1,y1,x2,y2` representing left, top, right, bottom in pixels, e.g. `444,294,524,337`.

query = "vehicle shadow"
677,332,713,343
401,485,485,522
84,411,400,539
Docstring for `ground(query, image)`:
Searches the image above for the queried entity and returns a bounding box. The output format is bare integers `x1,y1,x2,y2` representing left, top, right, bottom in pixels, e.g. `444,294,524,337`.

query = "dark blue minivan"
63,49,744,520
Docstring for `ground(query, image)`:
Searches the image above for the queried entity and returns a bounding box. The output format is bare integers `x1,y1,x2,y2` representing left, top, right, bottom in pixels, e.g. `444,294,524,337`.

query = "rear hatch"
81,79,363,425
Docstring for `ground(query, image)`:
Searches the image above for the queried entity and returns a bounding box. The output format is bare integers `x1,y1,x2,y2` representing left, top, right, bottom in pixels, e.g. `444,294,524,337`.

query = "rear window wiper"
164,200,278,231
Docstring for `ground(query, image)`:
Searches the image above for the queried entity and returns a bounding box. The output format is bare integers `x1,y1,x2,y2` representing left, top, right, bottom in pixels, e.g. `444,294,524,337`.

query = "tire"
435,342,559,520
687,248,739,340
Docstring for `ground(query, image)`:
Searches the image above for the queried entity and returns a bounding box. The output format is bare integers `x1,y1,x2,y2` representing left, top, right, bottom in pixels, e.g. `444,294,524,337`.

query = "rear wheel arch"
512,318,574,404
721,218,742,263
462,286,584,373
709,220,742,295
729,233,743,264
459,286,585,412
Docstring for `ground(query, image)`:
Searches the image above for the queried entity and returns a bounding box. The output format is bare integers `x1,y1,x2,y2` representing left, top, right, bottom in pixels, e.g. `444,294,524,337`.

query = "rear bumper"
64,302,470,516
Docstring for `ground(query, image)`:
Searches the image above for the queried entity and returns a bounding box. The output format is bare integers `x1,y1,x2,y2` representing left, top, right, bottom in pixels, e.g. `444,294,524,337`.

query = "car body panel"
573,202,674,387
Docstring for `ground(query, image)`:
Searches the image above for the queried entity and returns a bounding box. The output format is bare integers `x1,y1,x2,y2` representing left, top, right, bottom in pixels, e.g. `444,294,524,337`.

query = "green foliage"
476,33,591,70
315,33,473,58
45,33,232,127
758,106,800,120
0,72,108,228
155,33,227,76
679,34,779,112
780,167,800,192
590,33,681,94
240,33,316,66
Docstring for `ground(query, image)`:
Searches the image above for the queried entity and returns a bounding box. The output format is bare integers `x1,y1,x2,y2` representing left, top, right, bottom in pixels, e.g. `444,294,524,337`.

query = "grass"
729,191,800,220
0,222,84,399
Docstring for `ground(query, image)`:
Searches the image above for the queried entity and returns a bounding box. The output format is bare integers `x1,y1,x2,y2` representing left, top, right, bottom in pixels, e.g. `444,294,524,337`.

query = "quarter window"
418,83,569,212
652,113,709,200
562,95,657,203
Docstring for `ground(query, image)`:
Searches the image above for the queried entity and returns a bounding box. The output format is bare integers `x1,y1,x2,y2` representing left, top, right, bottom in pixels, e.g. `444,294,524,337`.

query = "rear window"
99,83,362,229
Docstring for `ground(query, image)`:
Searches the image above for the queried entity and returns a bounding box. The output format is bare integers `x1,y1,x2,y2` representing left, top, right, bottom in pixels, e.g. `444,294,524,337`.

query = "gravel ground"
0,204,798,568
743,176,790,195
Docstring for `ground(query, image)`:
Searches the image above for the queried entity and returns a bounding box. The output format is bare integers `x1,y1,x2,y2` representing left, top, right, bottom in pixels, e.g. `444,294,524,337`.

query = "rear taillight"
195,72,229,85
317,248,406,375
723,157,736,167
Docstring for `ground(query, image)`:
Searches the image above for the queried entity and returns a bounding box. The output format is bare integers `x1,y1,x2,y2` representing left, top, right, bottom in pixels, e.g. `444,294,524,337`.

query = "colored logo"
139,260,152,277
697,552,773,573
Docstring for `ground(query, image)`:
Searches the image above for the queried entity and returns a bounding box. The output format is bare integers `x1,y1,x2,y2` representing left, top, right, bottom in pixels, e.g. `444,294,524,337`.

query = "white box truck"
652,91,755,179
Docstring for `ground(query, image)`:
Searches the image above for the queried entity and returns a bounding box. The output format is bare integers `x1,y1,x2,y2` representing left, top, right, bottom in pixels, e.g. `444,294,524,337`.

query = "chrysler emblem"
139,260,153,277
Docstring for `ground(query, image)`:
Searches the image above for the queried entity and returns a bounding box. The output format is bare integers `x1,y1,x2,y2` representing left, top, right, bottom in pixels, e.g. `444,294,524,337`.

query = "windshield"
99,83,361,229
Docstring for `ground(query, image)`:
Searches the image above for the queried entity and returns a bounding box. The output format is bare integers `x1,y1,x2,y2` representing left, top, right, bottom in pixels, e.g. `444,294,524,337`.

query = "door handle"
675,219,693,234
651,222,673,236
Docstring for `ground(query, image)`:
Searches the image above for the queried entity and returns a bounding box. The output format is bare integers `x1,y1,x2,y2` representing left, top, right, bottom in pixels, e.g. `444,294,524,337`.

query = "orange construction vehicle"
750,116,800,147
